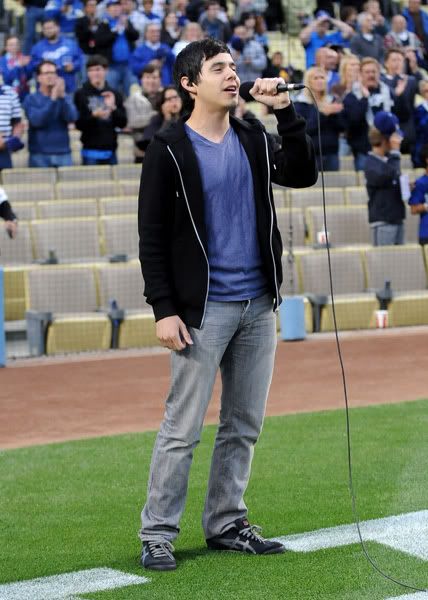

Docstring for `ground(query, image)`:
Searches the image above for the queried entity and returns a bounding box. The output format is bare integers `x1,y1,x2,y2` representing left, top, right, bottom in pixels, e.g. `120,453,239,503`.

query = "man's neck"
185,105,230,143
373,146,386,157
39,86,52,97
47,37,59,44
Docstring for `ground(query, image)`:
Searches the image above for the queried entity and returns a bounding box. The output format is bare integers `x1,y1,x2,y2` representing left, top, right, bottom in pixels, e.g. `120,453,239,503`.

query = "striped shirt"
0,85,22,137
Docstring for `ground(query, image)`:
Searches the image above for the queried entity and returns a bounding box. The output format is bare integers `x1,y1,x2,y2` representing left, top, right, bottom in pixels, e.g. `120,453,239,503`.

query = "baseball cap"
106,0,120,5
315,10,331,20
373,111,404,138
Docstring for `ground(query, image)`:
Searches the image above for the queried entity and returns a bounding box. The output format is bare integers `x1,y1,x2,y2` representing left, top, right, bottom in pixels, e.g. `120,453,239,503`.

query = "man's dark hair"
173,37,231,113
42,16,59,25
142,63,161,76
36,60,57,75
86,54,109,69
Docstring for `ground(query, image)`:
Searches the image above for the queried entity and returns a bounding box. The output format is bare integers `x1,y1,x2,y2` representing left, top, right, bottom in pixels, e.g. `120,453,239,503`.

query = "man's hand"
320,101,343,115
102,91,116,111
389,132,403,150
4,220,18,239
156,315,193,351
248,78,290,110
92,107,111,119
395,76,408,96
51,77,66,100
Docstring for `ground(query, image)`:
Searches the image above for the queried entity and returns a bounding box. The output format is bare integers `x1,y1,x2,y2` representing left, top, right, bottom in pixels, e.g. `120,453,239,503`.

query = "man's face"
145,24,160,43
316,18,330,36
206,2,219,20
142,0,153,12
272,52,283,67
42,21,60,41
121,0,134,14
162,88,182,117
38,63,58,89
361,13,374,33
234,25,248,40
185,23,202,41
87,64,107,88
361,62,379,87
409,0,421,12
184,52,240,111
107,2,122,18
319,48,338,70
141,70,161,93
386,52,404,75
5,37,19,55
392,15,406,33
84,0,97,17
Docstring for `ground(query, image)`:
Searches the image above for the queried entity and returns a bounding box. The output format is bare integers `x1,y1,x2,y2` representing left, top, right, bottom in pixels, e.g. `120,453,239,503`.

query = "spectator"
0,187,18,239
22,0,49,55
131,22,175,84
23,60,77,167
262,50,301,82
412,79,428,167
364,0,388,36
299,11,353,68
384,14,424,57
408,143,428,244
44,0,84,38
240,11,269,52
315,46,340,91
402,0,428,58
138,84,182,152
264,0,285,32
74,54,127,164
199,0,231,42
31,18,83,94
75,0,116,60
104,0,139,95
402,46,428,80
331,53,360,100
139,0,162,31
364,111,405,246
0,36,32,101
340,5,358,31
120,0,147,40
172,21,204,56
294,66,345,171
230,24,267,83
343,57,410,170
381,47,418,155
174,0,190,27
0,83,24,170
161,11,182,47
124,64,160,161
350,12,384,62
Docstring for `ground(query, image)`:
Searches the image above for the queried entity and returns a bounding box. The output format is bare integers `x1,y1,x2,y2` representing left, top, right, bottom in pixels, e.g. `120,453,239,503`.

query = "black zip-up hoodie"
365,151,405,224
74,81,127,150
138,103,317,328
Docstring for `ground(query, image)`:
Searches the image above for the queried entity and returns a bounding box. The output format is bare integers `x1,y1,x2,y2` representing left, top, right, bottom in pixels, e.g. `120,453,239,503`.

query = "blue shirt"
24,92,77,154
304,31,346,68
185,124,268,301
408,173,428,241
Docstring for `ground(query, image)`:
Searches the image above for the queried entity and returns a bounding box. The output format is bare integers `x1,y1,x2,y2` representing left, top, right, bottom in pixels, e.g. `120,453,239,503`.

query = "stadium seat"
119,179,140,196
0,222,33,265
345,186,368,205
99,197,137,215
405,206,420,244
363,245,428,326
57,165,113,182
289,187,345,209
56,180,120,200
100,215,138,258
113,164,142,180
1,167,57,185
315,171,359,188
276,207,306,247
25,266,112,355
339,155,354,171
37,199,98,219
3,265,28,320
298,249,377,332
5,183,56,202
96,262,158,348
306,205,371,246
12,202,37,221
272,187,286,208
31,218,101,261
401,154,413,169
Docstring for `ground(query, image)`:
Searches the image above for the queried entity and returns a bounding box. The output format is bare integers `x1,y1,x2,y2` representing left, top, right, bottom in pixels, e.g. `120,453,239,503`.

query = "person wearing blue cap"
299,11,353,68
364,110,406,246
408,143,428,245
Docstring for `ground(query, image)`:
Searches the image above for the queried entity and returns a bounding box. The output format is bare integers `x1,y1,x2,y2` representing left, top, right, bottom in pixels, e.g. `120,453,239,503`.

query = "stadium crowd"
1,0,428,244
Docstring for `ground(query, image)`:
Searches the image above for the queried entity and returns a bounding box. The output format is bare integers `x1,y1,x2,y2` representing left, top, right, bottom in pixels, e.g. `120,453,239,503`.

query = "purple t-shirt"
185,124,268,301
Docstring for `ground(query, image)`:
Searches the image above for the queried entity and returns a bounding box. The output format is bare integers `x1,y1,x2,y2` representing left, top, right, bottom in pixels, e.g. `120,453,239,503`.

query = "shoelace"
239,524,266,544
147,540,175,559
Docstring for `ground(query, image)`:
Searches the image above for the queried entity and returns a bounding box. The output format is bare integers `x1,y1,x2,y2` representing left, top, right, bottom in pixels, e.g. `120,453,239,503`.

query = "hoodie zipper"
167,145,210,327
262,132,280,310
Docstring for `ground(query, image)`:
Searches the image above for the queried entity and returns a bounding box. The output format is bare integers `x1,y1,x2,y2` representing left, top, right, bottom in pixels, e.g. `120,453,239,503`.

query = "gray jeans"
372,223,405,246
139,293,277,542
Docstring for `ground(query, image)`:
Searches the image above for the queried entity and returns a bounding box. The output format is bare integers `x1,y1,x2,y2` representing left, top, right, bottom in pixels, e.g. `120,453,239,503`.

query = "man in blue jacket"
131,22,175,85
23,60,77,167
31,18,83,94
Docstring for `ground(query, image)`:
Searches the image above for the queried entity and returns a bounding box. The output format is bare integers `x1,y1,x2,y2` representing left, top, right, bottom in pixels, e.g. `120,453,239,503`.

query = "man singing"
138,37,317,571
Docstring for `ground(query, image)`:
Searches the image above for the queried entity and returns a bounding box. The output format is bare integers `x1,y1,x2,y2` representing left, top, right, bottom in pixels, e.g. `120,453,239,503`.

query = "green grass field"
1,400,427,600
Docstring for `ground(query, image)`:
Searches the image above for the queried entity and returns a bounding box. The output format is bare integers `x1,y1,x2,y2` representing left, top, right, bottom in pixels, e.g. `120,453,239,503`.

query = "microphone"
239,81,305,102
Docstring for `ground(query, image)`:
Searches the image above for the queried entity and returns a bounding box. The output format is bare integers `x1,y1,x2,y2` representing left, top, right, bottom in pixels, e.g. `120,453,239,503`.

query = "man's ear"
181,76,197,98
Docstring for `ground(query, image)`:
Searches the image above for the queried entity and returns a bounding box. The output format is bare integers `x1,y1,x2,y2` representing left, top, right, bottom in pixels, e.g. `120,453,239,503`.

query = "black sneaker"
141,540,177,571
206,518,285,555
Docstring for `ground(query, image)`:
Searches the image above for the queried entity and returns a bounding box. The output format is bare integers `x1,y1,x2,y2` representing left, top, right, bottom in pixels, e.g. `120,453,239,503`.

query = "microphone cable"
302,85,428,594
